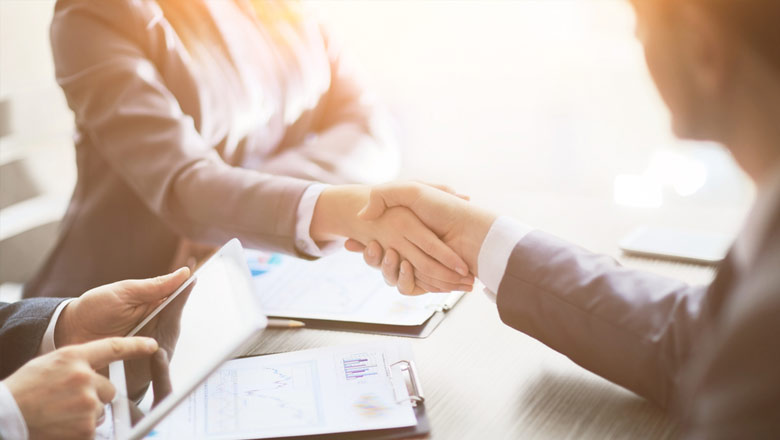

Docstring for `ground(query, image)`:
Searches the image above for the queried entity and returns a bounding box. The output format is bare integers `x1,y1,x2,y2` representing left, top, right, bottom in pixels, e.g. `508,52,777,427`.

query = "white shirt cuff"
477,216,534,303
294,183,345,258
0,381,28,440
38,298,76,355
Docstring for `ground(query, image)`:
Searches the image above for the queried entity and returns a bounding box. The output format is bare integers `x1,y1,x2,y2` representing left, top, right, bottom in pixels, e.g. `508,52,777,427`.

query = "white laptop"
106,238,267,440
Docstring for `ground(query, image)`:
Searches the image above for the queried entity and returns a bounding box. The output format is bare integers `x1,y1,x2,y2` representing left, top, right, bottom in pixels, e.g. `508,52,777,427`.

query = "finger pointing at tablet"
3,336,158,440
77,336,159,369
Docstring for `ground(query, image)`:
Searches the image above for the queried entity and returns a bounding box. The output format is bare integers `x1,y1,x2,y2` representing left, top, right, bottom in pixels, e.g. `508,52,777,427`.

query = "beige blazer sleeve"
50,0,311,252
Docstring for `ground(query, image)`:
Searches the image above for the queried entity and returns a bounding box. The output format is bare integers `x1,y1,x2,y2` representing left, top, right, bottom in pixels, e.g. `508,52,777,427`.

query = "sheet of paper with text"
150,340,418,439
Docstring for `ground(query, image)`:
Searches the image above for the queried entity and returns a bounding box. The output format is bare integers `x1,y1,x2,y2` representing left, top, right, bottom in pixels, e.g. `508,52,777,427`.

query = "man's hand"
54,267,190,399
54,267,190,347
345,182,497,295
310,185,475,292
2,337,158,440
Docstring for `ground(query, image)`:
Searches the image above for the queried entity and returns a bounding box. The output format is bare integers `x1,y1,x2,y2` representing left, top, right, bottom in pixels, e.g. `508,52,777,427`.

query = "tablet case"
266,290,466,339
268,310,447,339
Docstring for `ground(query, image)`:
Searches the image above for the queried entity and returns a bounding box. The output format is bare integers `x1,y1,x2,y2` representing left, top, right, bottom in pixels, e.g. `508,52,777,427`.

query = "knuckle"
152,275,167,288
109,338,124,356
76,419,97,439
420,237,436,254
406,183,423,198
382,252,398,267
105,383,117,401
58,346,79,361
69,368,92,386
76,393,96,410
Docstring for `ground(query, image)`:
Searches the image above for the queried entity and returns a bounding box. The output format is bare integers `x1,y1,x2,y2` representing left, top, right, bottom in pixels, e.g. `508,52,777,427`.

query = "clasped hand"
319,182,496,295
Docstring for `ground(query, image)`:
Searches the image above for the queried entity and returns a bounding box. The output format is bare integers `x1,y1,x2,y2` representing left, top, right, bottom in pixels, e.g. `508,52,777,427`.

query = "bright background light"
0,0,754,257
306,0,752,243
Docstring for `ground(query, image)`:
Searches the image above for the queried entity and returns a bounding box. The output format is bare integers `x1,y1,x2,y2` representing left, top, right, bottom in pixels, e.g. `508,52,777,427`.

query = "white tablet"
108,238,267,440
619,226,730,265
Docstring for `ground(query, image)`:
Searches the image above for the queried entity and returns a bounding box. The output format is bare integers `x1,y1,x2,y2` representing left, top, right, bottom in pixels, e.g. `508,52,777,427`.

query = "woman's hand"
310,185,475,293
343,182,498,295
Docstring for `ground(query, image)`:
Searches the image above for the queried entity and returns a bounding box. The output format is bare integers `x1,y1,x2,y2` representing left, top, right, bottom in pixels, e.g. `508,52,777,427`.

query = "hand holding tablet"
108,239,267,440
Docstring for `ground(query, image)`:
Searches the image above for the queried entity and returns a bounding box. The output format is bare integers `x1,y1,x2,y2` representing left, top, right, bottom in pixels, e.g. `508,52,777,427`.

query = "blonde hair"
157,0,302,62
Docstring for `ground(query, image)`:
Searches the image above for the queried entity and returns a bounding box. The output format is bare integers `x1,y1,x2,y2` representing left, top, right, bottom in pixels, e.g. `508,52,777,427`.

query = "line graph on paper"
203,361,322,435
253,254,381,315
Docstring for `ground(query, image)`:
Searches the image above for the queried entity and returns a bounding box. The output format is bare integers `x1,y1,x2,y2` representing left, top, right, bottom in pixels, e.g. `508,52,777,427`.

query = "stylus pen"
267,318,306,329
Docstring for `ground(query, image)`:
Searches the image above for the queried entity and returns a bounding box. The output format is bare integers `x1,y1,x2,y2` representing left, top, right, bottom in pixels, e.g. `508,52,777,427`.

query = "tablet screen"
118,240,266,435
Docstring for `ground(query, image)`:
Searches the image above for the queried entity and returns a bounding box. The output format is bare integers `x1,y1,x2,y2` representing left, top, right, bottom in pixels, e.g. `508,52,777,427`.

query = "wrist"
310,185,370,242
457,207,498,274
53,301,79,348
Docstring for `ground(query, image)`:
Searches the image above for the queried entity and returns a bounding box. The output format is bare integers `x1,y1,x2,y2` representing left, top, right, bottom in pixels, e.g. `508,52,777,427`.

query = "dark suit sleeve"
0,298,67,379
495,230,709,408
681,253,780,439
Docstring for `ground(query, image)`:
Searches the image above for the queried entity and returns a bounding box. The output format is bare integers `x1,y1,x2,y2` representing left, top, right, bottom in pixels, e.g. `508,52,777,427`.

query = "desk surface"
243,192,742,439
241,4,754,437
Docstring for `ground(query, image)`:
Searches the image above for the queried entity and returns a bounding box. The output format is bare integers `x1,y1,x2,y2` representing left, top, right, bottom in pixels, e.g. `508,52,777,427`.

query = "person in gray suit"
0,268,189,440
23,0,472,301
347,0,780,437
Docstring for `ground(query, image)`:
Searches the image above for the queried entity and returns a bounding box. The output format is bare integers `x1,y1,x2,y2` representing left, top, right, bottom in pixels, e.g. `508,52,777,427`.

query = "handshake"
310,181,498,295
2,181,490,440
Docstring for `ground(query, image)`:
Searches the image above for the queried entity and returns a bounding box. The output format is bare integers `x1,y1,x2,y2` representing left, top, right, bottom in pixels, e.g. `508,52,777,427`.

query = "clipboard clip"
390,360,425,407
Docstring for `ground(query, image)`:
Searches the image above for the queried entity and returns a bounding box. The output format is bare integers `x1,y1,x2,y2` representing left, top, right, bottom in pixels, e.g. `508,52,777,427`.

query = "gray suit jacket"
496,213,780,438
0,299,66,379
23,0,397,299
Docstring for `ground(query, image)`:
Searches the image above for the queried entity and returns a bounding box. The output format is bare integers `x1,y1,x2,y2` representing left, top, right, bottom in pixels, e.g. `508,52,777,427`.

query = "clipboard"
150,340,430,439
260,360,430,440
266,291,464,339
249,250,467,339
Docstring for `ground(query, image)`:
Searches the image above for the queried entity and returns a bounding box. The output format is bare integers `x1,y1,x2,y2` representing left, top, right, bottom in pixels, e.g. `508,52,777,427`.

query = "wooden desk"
242,192,739,439
240,3,754,435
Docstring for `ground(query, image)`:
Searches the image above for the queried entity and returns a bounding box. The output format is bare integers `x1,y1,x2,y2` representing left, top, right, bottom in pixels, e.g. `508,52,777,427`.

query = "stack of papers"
150,341,420,439
248,250,464,327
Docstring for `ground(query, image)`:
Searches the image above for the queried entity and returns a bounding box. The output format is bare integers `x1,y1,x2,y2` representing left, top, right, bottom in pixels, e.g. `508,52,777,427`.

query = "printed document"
248,250,463,326
149,340,418,439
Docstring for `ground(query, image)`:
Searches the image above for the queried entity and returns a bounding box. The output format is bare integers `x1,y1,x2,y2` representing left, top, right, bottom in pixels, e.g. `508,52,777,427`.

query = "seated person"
1,268,190,440
350,0,780,437
25,0,473,300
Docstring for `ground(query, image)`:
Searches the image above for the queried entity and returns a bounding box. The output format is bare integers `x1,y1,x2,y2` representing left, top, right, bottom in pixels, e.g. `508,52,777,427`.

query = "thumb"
415,181,470,201
357,188,391,220
119,267,191,304
358,183,425,221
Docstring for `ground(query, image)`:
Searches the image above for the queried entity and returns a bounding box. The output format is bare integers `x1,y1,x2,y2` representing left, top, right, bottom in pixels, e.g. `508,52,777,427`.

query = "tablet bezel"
108,238,267,440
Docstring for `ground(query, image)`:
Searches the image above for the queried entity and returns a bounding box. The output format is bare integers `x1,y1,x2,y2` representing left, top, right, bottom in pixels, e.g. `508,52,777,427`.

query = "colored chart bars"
343,354,379,381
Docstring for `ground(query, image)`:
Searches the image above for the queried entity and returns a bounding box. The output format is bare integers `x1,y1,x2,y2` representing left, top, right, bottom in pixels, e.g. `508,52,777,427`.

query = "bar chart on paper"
342,353,380,382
